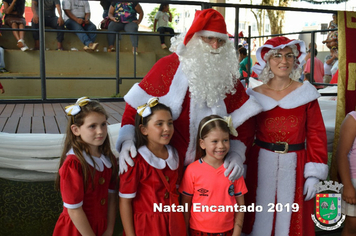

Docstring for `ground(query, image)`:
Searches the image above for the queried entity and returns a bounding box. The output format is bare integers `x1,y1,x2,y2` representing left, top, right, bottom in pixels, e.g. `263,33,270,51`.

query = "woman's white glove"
303,177,319,201
223,151,244,181
118,140,137,174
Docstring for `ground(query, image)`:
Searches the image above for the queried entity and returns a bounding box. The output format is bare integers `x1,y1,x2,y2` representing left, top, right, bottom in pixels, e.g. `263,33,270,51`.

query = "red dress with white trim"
243,82,328,236
119,145,185,235
53,150,116,236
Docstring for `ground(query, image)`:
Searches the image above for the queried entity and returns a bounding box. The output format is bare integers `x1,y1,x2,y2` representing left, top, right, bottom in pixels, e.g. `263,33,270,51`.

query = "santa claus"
116,9,262,180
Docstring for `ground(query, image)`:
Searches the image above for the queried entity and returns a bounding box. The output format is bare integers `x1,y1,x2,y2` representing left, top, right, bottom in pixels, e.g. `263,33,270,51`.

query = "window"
239,22,246,30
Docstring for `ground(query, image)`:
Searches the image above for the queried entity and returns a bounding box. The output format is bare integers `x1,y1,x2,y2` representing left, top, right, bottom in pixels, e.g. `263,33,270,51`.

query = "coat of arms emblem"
311,180,345,231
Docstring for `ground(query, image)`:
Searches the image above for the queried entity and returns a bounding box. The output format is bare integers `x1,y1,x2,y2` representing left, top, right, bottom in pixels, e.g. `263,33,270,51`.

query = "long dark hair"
195,115,230,161
55,100,118,192
135,103,173,149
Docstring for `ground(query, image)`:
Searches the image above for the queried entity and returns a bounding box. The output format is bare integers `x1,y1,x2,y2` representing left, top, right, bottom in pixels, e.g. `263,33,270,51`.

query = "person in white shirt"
153,3,174,49
62,0,99,51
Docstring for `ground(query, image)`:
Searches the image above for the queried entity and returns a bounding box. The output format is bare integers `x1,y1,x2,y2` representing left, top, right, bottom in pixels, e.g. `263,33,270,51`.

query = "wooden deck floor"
0,102,126,134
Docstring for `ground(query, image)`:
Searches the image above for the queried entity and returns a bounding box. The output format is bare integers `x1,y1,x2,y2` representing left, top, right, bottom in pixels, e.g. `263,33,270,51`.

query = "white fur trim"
274,153,297,236
246,81,320,111
304,162,329,180
138,145,179,170
229,140,246,163
230,95,262,128
195,30,228,41
251,149,297,236
119,192,136,198
115,125,135,151
251,149,278,236
123,64,189,121
64,201,83,209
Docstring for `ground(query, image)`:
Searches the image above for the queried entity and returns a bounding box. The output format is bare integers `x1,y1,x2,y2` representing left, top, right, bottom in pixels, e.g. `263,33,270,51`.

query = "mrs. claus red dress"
243,82,328,236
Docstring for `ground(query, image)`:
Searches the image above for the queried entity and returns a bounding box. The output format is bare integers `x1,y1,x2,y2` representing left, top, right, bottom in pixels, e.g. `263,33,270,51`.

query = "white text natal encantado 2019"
152,203,300,213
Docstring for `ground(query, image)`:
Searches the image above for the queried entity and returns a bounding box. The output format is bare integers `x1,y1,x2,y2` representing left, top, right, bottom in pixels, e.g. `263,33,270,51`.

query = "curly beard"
178,36,240,108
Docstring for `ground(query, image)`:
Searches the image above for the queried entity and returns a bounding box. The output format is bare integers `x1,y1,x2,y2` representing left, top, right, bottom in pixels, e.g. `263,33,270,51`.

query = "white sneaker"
21,45,29,52
17,39,25,48
89,42,99,51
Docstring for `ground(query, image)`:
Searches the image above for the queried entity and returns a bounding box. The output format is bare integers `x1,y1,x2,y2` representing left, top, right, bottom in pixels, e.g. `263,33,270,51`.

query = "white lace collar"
246,81,320,111
67,148,112,172
138,145,179,170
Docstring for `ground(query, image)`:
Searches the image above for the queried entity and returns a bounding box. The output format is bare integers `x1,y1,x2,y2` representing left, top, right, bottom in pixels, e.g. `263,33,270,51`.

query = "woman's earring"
268,70,274,79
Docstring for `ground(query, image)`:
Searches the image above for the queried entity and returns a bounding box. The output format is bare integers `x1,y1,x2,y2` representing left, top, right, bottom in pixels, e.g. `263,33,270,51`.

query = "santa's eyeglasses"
201,36,226,47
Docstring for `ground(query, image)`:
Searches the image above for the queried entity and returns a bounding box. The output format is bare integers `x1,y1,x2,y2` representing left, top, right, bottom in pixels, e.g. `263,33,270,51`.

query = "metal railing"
0,0,337,103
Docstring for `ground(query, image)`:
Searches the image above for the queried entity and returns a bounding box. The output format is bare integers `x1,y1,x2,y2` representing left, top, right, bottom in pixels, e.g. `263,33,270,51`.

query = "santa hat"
252,36,306,75
183,9,228,45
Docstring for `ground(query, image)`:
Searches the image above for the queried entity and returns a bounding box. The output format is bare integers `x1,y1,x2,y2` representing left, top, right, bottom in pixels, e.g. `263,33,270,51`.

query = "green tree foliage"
147,6,178,31
250,0,347,40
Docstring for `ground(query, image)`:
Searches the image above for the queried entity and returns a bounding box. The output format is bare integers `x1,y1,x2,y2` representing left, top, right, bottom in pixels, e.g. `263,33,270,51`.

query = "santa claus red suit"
242,37,328,236
116,9,262,177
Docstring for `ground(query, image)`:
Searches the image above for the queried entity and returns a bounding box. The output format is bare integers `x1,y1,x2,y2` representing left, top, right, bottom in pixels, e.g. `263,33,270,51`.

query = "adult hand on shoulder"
303,177,319,201
223,151,244,181
118,140,137,174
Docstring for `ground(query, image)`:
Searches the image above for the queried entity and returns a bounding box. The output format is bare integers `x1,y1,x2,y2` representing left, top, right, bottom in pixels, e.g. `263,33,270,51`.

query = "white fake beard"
179,36,240,108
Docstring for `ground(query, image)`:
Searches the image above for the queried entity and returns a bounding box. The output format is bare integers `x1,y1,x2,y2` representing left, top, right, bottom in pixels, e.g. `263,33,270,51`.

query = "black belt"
255,139,305,153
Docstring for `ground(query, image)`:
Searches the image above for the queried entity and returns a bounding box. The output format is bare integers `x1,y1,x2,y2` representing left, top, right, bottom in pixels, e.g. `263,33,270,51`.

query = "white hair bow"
65,97,91,116
200,115,238,138
223,116,238,137
137,97,159,118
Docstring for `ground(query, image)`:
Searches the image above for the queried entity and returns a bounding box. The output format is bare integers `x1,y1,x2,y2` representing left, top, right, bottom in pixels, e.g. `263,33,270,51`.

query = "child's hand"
342,185,356,205
0,88,4,94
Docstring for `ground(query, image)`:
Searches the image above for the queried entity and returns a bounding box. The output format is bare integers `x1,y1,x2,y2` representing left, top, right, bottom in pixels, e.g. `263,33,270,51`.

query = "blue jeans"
32,16,64,43
107,21,138,47
64,18,97,46
0,47,5,69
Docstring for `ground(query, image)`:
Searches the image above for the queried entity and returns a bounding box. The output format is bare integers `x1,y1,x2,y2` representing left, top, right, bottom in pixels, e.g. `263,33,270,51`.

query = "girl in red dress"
119,97,186,236
53,97,118,236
